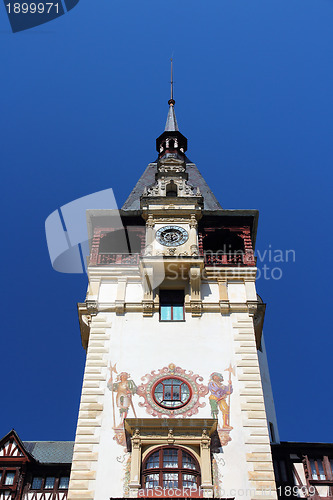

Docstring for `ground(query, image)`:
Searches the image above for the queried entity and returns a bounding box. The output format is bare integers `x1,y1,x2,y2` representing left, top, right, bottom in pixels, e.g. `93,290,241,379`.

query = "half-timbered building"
0,431,72,500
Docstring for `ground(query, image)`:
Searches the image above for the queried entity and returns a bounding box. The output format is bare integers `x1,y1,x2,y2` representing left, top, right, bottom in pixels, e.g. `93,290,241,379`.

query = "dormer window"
166,182,177,197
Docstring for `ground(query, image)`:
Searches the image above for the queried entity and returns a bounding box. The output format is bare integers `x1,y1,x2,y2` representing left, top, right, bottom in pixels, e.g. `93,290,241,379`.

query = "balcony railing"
97,253,140,265
204,252,255,266
95,252,255,267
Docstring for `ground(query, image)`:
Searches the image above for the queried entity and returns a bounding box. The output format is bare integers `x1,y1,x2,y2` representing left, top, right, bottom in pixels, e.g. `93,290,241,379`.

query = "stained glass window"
182,451,197,470
142,447,200,492
183,474,197,488
163,449,178,468
145,473,159,489
146,451,160,469
163,473,178,488
153,377,191,409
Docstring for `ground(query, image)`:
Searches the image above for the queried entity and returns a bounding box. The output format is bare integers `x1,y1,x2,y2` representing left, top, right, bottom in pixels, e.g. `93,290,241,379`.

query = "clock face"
156,225,189,247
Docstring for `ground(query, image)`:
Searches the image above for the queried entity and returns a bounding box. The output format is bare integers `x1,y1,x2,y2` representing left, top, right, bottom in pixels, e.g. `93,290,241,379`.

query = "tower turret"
70,70,279,500
156,60,188,160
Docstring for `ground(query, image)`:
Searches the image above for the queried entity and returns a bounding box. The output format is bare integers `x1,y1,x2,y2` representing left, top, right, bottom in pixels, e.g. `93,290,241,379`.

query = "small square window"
31,477,43,490
309,459,326,480
160,290,184,322
4,472,15,486
44,477,55,489
59,477,70,489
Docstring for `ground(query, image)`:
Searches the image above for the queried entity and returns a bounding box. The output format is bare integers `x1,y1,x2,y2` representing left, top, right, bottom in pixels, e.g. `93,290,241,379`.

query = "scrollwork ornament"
137,363,208,418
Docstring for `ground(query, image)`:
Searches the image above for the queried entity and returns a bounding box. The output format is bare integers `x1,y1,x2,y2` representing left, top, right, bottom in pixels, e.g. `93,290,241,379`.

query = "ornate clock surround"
155,225,189,247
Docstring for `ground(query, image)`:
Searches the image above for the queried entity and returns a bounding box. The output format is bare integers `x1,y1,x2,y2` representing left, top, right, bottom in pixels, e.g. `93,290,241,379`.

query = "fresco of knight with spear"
107,363,137,427
208,366,234,429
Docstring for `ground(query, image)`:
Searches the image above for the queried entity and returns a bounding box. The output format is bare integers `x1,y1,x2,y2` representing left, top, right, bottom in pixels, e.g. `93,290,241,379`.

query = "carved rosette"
137,363,208,418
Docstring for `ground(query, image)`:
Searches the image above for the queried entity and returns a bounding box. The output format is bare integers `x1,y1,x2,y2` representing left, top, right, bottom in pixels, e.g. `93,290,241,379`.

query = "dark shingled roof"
23,441,74,464
122,161,222,212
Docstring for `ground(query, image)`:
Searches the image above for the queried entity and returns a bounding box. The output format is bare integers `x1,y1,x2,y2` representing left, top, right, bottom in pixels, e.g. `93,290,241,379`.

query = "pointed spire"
165,58,179,132
165,105,179,132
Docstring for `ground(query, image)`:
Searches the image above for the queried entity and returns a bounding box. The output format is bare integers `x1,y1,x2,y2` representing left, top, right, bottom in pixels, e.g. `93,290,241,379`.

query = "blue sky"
1,0,333,443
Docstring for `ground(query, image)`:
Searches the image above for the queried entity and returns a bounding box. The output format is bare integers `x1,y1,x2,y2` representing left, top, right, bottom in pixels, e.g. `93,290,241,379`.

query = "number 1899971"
6,2,59,14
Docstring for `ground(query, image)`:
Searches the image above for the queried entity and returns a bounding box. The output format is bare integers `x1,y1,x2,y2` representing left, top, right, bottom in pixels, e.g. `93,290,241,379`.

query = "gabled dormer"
0,430,30,461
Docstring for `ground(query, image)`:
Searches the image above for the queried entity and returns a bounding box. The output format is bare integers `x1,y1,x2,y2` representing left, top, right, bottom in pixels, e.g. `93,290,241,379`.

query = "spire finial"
168,58,175,106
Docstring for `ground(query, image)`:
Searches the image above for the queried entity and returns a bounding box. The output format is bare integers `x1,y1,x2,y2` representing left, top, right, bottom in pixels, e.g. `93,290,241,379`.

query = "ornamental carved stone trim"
142,300,154,317
137,363,208,418
85,299,98,314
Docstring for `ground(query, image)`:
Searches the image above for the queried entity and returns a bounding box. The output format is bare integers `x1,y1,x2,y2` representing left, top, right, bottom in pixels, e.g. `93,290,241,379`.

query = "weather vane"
169,58,175,106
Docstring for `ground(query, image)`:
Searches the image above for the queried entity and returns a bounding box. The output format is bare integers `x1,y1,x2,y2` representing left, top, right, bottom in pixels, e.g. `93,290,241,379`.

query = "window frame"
58,476,70,490
30,475,71,491
3,471,16,487
152,376,192,410
31,476,44,490
0,469,18,489
141,445,201,492
44,476,56,490
159,290,185,322
307,456,333,483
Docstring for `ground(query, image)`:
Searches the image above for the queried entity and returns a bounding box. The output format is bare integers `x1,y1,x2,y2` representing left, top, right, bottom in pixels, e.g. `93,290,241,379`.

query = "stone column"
115,277,127,315
218,279,230,314
200,430,214,498
189,215,199,256
145,216,155,256
129,430,142,498
189,266,202,317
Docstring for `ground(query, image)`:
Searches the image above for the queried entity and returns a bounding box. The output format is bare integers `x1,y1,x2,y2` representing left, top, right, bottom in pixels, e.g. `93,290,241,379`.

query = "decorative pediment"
0,430,29,460
142,178,200,199
157,156,186,174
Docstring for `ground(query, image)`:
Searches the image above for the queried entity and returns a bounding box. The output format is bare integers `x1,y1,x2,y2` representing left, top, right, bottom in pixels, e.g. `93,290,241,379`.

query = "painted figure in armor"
208,372,233,429
107,372,137,421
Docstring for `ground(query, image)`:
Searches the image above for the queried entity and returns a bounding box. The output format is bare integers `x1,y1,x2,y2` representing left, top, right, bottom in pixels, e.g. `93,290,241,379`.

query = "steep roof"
165,104,179,131
121,160,222,212
23,441,74,464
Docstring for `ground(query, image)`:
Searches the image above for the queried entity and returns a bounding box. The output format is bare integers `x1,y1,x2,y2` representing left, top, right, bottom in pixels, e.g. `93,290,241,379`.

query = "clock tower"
68,90,279,500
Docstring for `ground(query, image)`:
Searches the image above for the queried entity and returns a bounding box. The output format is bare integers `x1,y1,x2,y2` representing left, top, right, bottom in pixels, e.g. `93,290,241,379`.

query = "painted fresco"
137,363,208,418
208,365,235,446
107,362,235,448
107,363,138,446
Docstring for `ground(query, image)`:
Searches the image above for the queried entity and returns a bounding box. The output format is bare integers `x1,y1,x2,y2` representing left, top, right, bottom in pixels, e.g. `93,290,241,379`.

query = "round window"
153,377,191,409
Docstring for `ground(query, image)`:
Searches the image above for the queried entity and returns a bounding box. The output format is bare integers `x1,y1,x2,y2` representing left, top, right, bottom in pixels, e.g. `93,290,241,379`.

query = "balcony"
94,252,256,267
97,253,140,265
203,252,255,267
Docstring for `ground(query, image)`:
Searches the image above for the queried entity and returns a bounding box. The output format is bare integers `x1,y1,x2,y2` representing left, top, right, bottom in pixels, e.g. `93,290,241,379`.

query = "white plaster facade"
69,265,279,500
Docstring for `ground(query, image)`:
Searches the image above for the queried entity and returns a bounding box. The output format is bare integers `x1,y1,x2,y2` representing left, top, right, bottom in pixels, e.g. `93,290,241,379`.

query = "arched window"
166,182,177,197
142,446,200,492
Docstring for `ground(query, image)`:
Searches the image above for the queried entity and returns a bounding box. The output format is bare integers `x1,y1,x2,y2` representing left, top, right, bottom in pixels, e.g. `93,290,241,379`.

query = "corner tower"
69,89,279,500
